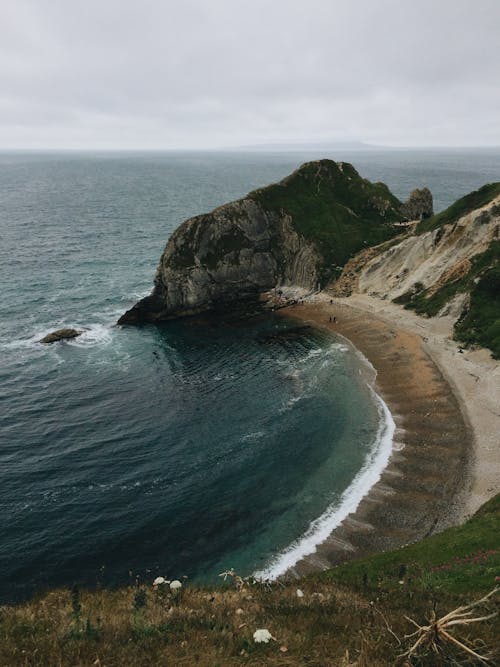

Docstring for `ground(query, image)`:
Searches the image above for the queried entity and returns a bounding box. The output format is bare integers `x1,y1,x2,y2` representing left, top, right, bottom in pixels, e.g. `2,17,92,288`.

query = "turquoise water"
1,149,499,601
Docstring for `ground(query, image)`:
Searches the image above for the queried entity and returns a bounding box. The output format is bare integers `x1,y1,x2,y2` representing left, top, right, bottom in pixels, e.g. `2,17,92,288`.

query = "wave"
253,386,395,580
68,324,113,347
241,431,266,442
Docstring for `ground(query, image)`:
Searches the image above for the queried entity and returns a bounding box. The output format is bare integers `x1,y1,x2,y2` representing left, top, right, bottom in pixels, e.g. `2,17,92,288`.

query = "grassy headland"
250,160,403,284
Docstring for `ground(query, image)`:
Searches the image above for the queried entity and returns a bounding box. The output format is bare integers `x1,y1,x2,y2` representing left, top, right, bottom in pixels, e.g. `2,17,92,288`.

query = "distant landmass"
233,140,375,152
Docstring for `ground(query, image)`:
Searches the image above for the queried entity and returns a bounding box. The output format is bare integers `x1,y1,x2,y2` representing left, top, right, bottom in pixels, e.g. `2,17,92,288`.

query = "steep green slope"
417,182,500,234
322,493,500,595
250,160,403,284
455,255,500,358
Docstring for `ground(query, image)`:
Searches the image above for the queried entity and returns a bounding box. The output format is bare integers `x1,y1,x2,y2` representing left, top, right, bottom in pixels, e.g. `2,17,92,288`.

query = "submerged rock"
40,328,81,344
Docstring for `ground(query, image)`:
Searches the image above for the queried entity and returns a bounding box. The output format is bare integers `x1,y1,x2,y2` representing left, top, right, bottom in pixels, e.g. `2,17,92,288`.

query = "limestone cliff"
329,183,500,357
119,198,321,323
118,160,404,324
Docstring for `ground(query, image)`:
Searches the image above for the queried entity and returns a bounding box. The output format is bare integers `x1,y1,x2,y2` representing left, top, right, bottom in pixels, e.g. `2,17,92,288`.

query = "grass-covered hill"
2,495,498,666
250,160,404,284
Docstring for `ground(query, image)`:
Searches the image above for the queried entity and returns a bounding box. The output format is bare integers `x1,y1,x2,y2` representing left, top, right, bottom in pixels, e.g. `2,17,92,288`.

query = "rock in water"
401,187,434,221
40,328,82,344
118,159,405,324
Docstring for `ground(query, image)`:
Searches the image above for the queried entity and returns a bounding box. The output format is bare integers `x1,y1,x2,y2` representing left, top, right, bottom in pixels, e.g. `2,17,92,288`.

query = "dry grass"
0,576,498,666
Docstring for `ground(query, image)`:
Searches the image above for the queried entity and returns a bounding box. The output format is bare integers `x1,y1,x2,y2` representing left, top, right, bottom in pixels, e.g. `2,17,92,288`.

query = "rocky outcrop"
355,195,499,302
40,328,81,343
119,160,406,324
401,187,433,221
118,199,321,324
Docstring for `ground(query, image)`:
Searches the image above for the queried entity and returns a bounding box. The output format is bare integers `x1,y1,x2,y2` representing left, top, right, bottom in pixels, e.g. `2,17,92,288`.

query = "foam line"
253,386,395,580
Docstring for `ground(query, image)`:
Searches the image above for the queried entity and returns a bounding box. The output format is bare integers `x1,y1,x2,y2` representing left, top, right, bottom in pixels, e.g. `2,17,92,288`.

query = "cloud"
0,0,499,148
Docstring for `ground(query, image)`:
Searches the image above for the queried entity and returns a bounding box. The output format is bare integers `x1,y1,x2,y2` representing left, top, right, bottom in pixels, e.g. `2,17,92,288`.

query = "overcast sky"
1,0,499,149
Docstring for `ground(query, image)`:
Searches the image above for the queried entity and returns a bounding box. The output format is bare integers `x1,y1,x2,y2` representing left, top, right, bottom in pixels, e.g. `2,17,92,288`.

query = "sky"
1,0,499,150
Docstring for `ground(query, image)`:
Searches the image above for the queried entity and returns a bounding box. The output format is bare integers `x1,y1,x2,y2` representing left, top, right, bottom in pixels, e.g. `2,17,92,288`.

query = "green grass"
320,494,500,595
455,260,500,358
250,160,403,284
417,182,500,234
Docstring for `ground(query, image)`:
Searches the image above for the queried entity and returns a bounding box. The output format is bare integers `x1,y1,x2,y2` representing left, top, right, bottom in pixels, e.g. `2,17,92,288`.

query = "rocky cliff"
119,199,321,323
118,160,404,324
329,182,500,357
400,187,433,220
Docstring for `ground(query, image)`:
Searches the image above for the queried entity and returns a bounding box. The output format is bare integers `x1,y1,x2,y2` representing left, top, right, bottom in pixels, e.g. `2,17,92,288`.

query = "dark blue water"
1,149,499,602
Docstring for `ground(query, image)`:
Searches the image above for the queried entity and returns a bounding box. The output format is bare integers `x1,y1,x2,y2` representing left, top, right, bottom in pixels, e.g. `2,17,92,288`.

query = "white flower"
153,576,166,587
253,628,274,643
296,588,304,598
170,579,182,592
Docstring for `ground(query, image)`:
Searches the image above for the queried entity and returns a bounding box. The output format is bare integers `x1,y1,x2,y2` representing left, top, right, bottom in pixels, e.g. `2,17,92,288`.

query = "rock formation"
40,328,81,343
118,200,321,324
401,187,433,220
118,160,404,324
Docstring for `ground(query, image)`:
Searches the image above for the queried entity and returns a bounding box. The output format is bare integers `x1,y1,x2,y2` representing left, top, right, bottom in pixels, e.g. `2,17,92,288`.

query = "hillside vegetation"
395,184,500,358
416,183,500,235
2,495,498,666
250,160,403,284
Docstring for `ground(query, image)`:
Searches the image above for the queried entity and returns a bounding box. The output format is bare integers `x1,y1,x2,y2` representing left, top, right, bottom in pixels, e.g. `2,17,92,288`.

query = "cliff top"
248,159,403,282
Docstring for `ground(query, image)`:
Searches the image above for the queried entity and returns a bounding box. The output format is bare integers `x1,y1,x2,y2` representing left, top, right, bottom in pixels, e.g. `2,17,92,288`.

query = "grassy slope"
416,182,500,235
322,493,500,595
250,160,403,284
1,496,498,666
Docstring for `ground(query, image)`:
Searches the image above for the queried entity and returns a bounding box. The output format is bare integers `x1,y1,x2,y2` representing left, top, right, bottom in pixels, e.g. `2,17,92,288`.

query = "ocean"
1,148,499,602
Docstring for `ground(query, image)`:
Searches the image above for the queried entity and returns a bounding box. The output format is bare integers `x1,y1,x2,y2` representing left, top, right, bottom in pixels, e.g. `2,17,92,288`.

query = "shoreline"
274,293,500,577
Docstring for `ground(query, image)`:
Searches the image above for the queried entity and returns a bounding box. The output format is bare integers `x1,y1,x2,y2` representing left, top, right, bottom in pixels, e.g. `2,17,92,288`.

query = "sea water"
1,149,499,601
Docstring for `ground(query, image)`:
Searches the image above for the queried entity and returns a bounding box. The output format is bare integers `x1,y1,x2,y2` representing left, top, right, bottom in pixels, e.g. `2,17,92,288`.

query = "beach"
279,293,500,577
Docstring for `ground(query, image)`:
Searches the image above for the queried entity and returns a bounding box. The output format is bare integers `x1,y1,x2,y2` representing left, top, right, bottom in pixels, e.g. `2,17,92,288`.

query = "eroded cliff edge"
330,182,500,358
118,160,412,324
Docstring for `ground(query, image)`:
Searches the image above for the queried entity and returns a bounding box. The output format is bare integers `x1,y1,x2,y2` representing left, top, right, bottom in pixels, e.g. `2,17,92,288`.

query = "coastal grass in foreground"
1,496,498,666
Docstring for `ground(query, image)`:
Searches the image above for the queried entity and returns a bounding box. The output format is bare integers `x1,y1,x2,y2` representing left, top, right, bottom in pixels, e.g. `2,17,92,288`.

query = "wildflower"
153,576,167,588
253,628,275,643
170,580,182,592
296,588,304,598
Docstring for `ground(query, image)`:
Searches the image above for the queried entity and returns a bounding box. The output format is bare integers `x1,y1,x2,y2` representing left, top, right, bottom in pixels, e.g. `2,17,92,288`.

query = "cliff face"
118,199,321,324
118,160,403,324
329,184,500,357
357,199,499,302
